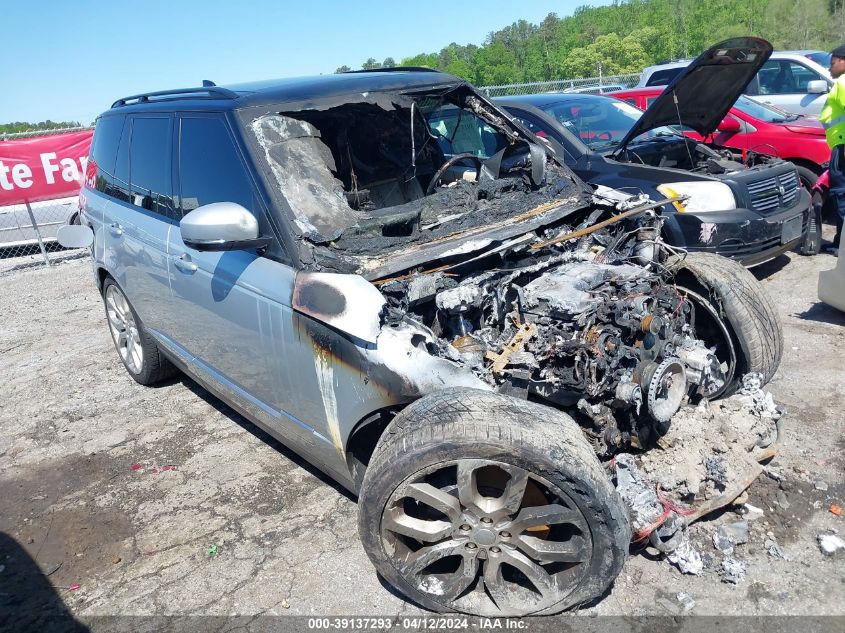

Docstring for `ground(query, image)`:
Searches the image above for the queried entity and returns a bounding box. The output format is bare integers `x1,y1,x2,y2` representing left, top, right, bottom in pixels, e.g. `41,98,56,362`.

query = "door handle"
109,222,123,236
173,253,197,273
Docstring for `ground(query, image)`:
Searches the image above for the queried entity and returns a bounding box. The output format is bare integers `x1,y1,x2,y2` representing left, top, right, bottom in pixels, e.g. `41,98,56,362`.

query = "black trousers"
829,143,845,244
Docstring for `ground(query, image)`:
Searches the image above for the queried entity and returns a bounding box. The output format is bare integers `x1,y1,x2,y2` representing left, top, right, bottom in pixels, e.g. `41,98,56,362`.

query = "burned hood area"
247,83,732,454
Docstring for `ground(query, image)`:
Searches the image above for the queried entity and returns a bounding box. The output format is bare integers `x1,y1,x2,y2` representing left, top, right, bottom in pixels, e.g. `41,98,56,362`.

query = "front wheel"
358,389,630,617
666,252,783,395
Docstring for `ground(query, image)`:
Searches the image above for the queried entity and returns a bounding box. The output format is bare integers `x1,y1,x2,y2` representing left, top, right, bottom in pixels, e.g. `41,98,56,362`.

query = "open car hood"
616,37,773,152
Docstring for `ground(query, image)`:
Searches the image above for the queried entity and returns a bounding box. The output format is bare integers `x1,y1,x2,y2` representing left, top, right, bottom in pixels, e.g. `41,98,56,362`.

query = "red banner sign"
0,131,93,206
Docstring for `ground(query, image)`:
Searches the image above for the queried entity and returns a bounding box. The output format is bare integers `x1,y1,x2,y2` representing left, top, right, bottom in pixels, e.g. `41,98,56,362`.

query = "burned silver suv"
66,70,782,616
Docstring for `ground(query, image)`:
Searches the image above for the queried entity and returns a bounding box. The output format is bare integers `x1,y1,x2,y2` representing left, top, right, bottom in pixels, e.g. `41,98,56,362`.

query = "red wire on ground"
632,485,698,543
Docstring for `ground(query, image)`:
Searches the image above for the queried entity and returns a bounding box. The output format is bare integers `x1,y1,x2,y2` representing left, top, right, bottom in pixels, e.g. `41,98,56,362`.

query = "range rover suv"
64,69,783,616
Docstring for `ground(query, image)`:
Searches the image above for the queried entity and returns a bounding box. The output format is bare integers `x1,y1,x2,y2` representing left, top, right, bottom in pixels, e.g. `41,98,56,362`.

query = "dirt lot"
1,243,844,628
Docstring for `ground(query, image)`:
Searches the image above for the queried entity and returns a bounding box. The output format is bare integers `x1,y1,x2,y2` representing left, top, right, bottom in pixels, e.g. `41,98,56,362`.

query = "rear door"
102,114,176,335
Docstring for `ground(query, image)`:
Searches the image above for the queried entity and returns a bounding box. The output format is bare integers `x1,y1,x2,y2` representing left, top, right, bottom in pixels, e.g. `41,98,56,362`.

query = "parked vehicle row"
499,37,817,267
638,49,833,116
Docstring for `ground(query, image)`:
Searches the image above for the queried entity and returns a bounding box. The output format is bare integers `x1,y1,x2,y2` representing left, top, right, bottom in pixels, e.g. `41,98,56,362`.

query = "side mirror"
57,223,94,248
717,116,741,133
808,79,829,94
180,202,271,252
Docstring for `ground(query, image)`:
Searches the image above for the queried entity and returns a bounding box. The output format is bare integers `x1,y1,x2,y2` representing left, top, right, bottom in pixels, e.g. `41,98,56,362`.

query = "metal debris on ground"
720,557,747,584
719,521,749,546
676,591,696,613
704,456,728,490
741,503,764,521
615,454,663,533
815,480,829,492
738,373,784,420
766,541,787,560
817,534,845,556
667,536,704,575
713,528,734,554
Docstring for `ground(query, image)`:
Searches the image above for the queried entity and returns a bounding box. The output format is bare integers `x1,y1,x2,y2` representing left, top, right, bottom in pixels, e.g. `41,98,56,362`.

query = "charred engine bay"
614,137,778,175
377,214,726,456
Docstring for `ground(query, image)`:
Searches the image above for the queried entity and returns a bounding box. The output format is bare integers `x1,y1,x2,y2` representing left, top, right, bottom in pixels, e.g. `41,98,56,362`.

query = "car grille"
746,170,800,215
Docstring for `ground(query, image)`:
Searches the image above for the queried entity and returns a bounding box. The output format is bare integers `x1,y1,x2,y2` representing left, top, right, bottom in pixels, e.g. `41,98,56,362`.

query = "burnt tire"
102,277,177,386
666,252,783,394
357,388,630,617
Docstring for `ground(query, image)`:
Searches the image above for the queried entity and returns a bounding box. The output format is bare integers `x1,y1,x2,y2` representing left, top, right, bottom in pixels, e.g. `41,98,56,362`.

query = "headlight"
656,182,736,213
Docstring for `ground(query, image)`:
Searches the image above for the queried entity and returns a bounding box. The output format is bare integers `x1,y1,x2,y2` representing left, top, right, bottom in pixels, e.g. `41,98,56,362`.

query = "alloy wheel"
380,459,593,616
105,285,144,374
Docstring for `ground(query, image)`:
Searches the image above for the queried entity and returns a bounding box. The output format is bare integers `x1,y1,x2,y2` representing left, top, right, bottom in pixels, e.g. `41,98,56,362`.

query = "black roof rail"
111,86,237,108
342,66,443,74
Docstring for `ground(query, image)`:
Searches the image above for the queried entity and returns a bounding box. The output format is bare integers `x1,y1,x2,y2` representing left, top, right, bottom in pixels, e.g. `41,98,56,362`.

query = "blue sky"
2,0,612,125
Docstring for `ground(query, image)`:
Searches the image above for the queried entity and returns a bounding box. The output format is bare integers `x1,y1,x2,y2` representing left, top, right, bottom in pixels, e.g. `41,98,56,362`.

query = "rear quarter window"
90,116,125,193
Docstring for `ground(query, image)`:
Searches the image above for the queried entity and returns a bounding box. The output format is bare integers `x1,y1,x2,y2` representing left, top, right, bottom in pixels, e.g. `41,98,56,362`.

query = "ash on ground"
614,374,784,579
632,374,781,502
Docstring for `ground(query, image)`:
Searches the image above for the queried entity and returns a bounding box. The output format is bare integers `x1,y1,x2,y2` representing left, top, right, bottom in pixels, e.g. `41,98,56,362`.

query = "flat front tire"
358,389,630,617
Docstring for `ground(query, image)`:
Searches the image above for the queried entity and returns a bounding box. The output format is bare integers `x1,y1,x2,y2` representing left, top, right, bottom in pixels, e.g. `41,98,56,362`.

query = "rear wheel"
102,277,177,385
358,389,630,616
666,252,783,395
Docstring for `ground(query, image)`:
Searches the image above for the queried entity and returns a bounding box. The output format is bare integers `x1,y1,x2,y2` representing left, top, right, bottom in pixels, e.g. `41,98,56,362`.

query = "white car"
0,197,80,250
638,50,833,116
819,234,845,311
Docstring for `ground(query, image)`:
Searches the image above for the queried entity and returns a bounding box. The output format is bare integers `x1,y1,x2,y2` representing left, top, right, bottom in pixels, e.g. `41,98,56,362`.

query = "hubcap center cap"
474,528,497,546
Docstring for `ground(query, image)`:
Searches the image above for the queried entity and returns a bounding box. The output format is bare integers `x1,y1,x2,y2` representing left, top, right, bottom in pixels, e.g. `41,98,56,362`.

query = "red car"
609,87,828,188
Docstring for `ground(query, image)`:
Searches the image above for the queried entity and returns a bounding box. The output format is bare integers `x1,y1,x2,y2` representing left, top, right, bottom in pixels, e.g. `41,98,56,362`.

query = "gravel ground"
1,244,844,629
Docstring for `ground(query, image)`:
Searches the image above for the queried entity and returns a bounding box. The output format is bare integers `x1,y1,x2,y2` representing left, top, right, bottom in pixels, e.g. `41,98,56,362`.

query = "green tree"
382,56,396,67
401,53,439,68
361,57,382,70
334,65,352,74
475,40,519,85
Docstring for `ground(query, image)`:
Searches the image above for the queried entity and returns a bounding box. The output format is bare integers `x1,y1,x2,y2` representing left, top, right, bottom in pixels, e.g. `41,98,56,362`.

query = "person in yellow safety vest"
820,45,845,255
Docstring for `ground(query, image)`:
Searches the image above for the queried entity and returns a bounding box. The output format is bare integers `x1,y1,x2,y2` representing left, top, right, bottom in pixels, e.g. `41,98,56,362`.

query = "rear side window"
90,116,124,191
178,116,255,214
129,117,174,217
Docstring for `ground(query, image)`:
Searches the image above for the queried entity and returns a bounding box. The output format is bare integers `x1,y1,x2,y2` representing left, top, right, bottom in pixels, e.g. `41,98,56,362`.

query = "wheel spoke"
516,534,589,563
107,295,123,322
456,461,485,515
506,503,584,534
435,554,479,601
106,309,122,331
404,483,462,523
497,467,528,515
399,540,463,577
484,548,556,604
383,508,453,543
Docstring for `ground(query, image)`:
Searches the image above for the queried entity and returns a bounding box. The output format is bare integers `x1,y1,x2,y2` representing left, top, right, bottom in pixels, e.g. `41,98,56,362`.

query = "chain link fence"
0,126,93,273
479,72,641,98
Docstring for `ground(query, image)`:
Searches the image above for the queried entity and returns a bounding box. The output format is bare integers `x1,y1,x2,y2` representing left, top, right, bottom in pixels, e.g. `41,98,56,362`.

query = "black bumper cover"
661,188,811,267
